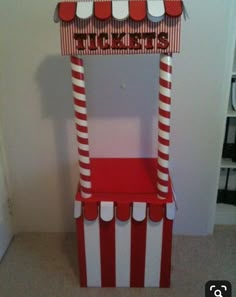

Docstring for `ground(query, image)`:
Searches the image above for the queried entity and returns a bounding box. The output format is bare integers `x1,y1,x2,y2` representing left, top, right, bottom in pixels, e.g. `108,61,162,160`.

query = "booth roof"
56,0,183,23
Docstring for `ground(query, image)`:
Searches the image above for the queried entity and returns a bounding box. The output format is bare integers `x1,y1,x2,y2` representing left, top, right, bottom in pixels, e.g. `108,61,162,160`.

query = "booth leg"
70,56,92,198
157,54,172,200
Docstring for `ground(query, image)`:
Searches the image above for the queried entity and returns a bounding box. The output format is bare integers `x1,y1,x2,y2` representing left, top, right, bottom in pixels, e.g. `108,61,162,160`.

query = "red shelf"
76,158,172,204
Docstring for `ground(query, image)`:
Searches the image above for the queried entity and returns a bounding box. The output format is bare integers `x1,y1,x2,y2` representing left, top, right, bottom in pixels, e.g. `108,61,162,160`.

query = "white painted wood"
100,201,114,221
74,201,82,218
147,0,165,23
144,219,163,287
84,218,101,287
76,1,93,19
115,219,131,287
133,202,146,221
166,202,176,220
112,1,129,21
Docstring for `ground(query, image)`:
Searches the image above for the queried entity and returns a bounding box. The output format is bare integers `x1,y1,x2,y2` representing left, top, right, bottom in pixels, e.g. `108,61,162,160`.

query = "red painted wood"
160,78,172,89
74,99,86,108
76,217,87,287
160,208,173,287
95,1,112,20
158,135,170,146
71,56,83,66
149,204,164,222
77,136,89,145
76,125,88,133
72,70,84,81
160,60,172,73
99,218,116,287
84,201,98,220
72,85,86,94
158,108,171,119
158,150,169,161
90,158,157,194
79,161,91,170
129,1,147,21
130,218,147,287
116,202,130,221
164,0,183,17
157,162,169,174
159,122,170,133
75,111,87,121
58,2,76,22
159,93,171,105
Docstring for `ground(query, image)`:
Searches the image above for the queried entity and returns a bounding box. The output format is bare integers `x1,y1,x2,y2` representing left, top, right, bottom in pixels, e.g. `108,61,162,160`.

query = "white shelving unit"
221,158,236,169
215,61,236,224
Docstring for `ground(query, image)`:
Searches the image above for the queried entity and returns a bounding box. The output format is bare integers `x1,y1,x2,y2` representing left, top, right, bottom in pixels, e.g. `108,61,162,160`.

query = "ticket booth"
54,0,183,287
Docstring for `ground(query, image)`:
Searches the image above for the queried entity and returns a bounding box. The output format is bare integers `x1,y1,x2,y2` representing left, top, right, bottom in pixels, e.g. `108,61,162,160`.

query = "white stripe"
158,195,166,200
159,115,170,126
100,202,114,222
157,170,169,181
72,77,85,88
145,219,163,287
84,218,101,286
160,86,171,98
161,55,172,67
157,184,168,193
160,69,171,82
159,101,171,112
80,167,91,177
75,118,88,127
159,130,170,141
116,219,131,287
81,191,92,199
74,104,87,115
158,158,169,169
74,201,82,218
158,143,169,155
147,0,165,23
80,179,91,189
166,202,176,220
73,92,86,101
133,202,146,221
79,155,90,164
76,1,93,19
112,1,129,20
71,63,84,74
78,142,89,151
76,130,88,139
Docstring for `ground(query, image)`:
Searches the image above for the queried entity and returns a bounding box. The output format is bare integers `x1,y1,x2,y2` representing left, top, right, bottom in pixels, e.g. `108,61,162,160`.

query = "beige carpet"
0,225,235,297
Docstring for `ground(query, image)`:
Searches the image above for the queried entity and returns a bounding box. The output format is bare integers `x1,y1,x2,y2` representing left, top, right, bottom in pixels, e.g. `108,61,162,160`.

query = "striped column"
157,54,172,200
70,56,92,198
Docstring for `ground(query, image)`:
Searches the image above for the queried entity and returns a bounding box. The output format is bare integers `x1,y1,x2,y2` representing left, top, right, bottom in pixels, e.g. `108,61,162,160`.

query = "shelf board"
215,203,236,225
221,158,236,168
227,103,236,117
232,71,236,77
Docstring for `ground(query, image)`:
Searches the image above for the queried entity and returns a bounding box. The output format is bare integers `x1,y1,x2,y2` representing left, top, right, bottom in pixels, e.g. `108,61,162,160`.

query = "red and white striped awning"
55,0,183,55
56,0,183,23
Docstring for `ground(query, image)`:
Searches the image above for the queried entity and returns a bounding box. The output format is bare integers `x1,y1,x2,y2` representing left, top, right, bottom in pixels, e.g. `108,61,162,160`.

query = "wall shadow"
36,54,160,275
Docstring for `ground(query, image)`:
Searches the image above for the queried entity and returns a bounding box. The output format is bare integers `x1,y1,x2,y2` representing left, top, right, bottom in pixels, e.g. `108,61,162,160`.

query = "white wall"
0,0,235,234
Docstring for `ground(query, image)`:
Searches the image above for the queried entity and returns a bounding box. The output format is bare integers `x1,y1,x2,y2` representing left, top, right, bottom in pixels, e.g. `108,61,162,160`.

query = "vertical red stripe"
99,218,116,287
130,218,147,287
160,213,173,287
76,217,87,287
